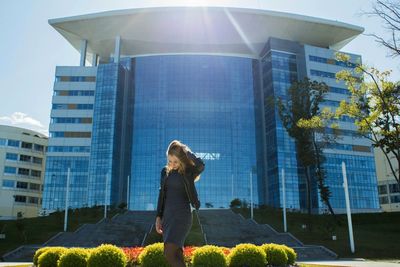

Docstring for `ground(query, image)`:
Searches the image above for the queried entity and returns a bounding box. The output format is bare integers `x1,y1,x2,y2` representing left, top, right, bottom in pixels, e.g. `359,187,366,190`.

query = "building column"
114,36,121,64
80,39,88,66
92,53,98,67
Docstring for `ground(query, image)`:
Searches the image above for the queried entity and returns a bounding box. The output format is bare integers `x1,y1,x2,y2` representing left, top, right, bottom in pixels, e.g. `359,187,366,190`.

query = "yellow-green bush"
33,247,51,266
138,243,169,267
87,244,127,267
227,243,266,267
57,248,90,267
37,247,68,267
260,243,288,266
279,245,296,265
192,245,227,267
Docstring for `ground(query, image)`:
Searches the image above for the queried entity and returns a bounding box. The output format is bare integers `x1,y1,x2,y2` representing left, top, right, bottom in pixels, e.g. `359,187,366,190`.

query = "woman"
155,140,205,267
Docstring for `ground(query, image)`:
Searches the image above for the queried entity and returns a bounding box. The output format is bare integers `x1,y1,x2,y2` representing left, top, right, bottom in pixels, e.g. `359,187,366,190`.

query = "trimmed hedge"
192,245,227,267
87,244,127,267
37,247,68,267
138,242,169,267
58,248,90,267
227,243,266,267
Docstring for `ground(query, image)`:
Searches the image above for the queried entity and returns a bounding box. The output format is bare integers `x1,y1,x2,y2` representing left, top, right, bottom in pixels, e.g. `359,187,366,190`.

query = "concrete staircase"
2,211,155,262
197,209,337,260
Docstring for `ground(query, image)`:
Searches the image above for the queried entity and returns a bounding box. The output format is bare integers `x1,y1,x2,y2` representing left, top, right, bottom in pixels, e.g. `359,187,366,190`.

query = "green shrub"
33,247,51,266
260,243,288,266
279,245,296,265
192,245,227,267
58,248,90,267
138,242,169,267
227,243,266,267
37,247,68,267
87,244,127,267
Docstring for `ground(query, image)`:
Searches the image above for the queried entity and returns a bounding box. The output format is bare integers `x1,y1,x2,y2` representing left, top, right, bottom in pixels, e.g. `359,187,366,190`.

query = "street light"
64,167,70,232
342,161,355,253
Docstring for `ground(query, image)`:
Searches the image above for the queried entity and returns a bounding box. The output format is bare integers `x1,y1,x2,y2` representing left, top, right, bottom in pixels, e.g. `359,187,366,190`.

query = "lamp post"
250,170,253,220
104,172,109,219
127,175,130,210
342,161,355,253
282,168,287,232
63,167,70,232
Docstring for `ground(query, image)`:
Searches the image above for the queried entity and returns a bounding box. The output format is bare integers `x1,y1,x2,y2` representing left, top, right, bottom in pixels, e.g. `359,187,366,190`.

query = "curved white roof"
49,6,363,59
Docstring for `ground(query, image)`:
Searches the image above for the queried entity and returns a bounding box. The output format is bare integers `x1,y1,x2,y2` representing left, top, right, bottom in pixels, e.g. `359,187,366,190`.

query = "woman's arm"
186,150,205,177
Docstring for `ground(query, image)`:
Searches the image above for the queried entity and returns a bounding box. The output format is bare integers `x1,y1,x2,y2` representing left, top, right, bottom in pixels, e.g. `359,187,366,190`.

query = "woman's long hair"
165,140,200,181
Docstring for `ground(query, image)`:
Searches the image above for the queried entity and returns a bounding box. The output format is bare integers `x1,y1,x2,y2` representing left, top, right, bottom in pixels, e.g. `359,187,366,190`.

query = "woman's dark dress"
162,169,192,247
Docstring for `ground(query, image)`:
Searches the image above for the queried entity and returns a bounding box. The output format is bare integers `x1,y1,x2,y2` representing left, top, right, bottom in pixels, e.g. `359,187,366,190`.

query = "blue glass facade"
43,41,379,213
130,55,259,210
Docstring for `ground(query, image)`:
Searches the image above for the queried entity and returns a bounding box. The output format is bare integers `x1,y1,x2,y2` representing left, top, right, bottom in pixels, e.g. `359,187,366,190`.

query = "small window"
33,157,43,164
0,138,6,146
389,184,400,193
16,181,28,189
4,166,17,174
21,142,33,149
7,139,20,147
18,168,30,176
19,155,31,162
6,153,18,161
29,183,40,191
378,185,387,195
34,144,44,152
31,170,41,177
2,180,15,188
14,195,27,203
379,196,389,204
28,197,39,204
390,195,400,203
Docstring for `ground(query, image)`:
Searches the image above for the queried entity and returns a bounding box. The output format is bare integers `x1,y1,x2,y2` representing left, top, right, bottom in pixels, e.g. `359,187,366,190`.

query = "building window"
0,138,6,146
2,180,15,188
378,185,387,195
18,168,30,176
389,184,400,193
50,131,92,138
16,181,28,189
21,142,33,149
28,197,39,204
4,166,17,174
379,196,389,204
51,117,93,124
52,104,93,110
19,154,32,162
14,195,27,203
390,195,400,203
33,157,43,164
56,76,96,82
29,183,41,191
54,90,95,96
6,153,18,161
31,170,41,177
47,146,90,153
7,139,20,147
34,144,44,152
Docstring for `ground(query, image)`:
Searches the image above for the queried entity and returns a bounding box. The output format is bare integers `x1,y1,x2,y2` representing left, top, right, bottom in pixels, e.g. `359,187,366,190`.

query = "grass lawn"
0,206,119,256
235,207,400,259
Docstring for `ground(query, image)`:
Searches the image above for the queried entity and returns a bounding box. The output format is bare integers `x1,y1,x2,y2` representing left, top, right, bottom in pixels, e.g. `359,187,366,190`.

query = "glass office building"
42,6,379,213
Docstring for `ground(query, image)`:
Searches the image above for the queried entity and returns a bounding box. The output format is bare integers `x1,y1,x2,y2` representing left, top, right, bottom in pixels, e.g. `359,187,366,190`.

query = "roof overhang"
49,6,364,59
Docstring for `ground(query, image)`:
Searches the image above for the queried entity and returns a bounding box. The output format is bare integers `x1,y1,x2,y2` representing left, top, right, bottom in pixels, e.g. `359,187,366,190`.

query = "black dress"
161,169,193,248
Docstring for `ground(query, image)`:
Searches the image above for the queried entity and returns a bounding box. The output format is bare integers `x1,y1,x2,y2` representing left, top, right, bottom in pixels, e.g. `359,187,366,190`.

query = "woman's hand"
155,216,163,234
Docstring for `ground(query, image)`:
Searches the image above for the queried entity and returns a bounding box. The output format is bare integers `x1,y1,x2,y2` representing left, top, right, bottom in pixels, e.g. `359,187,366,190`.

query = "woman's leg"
164,242,185,267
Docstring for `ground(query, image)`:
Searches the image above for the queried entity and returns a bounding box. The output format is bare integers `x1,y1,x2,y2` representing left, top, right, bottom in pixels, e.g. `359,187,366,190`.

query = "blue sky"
0,0,398,136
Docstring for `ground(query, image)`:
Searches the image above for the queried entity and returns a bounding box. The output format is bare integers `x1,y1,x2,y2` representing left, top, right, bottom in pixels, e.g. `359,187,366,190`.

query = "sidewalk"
299,259,400,267
0,263,32,267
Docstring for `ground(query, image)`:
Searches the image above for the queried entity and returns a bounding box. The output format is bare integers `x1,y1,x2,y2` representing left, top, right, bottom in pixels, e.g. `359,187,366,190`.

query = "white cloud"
0,112,48,136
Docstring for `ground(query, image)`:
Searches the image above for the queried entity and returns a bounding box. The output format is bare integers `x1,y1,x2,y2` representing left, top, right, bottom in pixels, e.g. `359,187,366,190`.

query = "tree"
277,78,337,216
230,198,242,209
364,0,400,57
336,53,400,187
